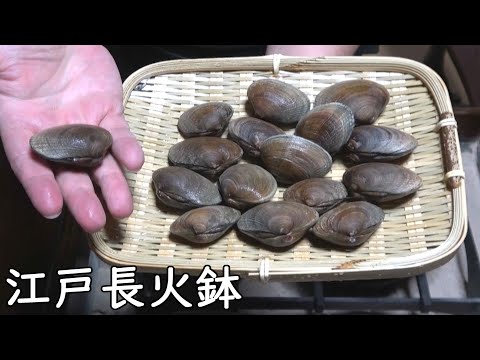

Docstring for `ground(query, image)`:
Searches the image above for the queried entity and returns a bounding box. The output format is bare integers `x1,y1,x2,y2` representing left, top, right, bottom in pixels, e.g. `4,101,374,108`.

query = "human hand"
0,45,144,233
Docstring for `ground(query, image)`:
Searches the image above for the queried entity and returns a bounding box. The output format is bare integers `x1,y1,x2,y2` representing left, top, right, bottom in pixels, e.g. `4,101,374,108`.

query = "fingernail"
45,212,62,220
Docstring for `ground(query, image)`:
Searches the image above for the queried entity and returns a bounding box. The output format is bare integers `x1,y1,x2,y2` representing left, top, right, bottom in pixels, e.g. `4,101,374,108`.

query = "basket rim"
89,55,468,282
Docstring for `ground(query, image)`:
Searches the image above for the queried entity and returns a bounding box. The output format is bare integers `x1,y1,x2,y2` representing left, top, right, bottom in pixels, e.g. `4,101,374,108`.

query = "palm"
0,46,144,233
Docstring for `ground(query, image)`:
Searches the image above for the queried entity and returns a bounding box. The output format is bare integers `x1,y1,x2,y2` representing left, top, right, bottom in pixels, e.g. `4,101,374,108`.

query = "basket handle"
437,112,465,189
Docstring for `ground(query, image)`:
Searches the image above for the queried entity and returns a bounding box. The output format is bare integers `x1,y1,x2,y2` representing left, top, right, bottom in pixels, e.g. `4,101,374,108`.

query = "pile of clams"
150,78,422,249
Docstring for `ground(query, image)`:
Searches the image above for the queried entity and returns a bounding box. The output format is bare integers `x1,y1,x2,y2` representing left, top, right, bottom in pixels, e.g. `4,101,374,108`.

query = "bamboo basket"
89,55,468,282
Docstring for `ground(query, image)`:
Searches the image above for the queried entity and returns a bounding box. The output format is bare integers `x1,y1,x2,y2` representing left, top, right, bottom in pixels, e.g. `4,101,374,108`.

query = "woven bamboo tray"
89,55,468,282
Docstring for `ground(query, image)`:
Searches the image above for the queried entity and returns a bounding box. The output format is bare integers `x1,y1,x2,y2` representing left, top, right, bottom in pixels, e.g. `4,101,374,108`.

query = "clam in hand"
29,124,112,167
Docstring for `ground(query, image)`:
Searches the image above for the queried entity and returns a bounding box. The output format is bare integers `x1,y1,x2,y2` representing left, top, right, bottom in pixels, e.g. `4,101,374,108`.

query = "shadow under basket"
89,55,467,283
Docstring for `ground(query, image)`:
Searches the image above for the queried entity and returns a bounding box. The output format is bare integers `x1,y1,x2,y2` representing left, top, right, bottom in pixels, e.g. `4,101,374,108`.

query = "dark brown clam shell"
168,137,243,180
342,163,423,203
152,166,222,210
227,116,285,158
260,135,332,185
237,201,319,248
295,102,355,155
314,79,390,125
219,164,277,210
177,102,233,138
170,205,241,244
312,201,384,247
344,125,418,164
247,79,311,125
29,124,112,167
283,178,348,214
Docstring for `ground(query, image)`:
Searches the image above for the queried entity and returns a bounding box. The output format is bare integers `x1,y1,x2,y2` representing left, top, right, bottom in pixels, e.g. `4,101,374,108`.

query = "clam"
342,163,423,203
344,125,418,164
29,124,112,167
295,102,355,155
152,166,222,210
283,178,348,214
168,137,243,180
219,164,277,210
312,201,384,247
177,102,233,138
314,79,390,125
170,205,241,244
247,79,310,125
260,135,332,185
227,116,285,158
237,201,319,248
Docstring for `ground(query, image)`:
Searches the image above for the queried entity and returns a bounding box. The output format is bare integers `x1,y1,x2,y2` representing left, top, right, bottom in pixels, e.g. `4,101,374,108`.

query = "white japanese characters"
151,267,192,308
101,266,144,309
6,269,49,305
56,268,92,308
6,265,242,311
197,265,242,309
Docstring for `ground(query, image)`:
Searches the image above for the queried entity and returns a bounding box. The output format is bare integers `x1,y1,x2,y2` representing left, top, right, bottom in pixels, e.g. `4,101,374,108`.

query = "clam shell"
314,79,390,125
168,137,243,180
260,135,332,185
237,201,319,248
295,102,355,155
219,163,277,210
283,178,348,214
170,205,241,244
178,102,233,138
344,125,418,164
227,116,285,158
312,201,384,247
247,79,310,125
152,166,222,210
342,163,423,203
29,124,112,167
